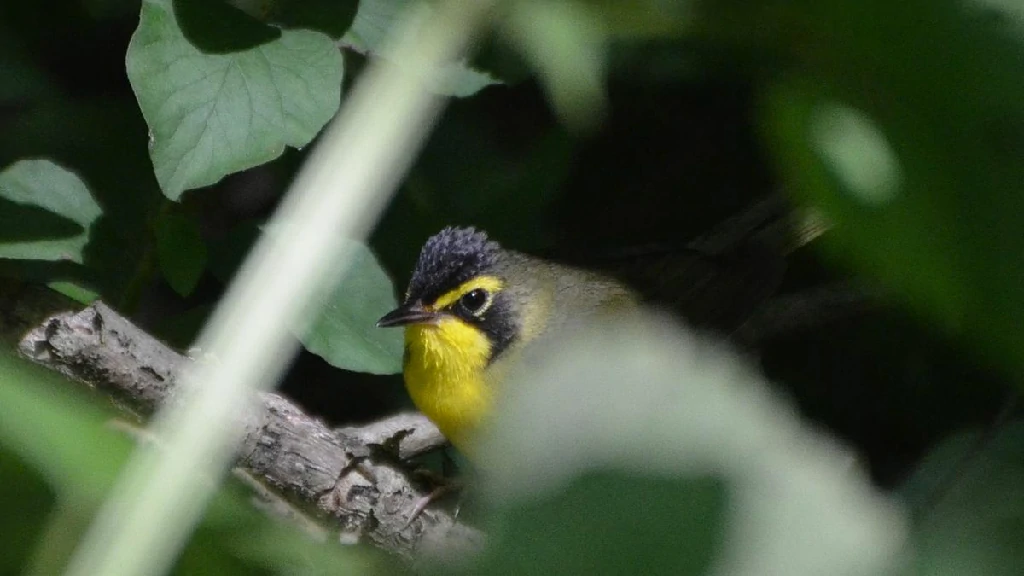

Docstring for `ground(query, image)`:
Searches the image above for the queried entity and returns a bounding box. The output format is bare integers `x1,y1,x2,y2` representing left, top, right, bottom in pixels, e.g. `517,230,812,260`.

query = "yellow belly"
403,319,494,454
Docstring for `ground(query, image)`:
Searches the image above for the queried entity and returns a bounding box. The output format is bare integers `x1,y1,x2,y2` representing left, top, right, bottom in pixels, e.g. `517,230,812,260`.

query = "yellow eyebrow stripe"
431,275,504,310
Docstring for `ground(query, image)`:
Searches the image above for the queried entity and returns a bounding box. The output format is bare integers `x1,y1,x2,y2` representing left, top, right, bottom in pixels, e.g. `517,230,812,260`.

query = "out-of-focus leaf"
583,0,690,40
0,447,56,575
748,0,1024,380
0,352,374,573
341,0,502,97
899,422,1024,576
0,354,128,501
480,472,726,575
473,313,906,576
154,209,208,296
0,160,102,264
126,0,343,199
502,0,607,129
298,239,404,375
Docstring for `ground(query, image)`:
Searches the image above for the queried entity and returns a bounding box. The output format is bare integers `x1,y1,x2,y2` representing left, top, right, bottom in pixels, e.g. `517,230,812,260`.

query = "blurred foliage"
0,353,377,575
1,0,1024,574
472,313,905,576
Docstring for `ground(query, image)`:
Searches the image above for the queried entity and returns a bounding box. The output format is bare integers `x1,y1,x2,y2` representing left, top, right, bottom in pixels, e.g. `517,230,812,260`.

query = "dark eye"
459,288,488,313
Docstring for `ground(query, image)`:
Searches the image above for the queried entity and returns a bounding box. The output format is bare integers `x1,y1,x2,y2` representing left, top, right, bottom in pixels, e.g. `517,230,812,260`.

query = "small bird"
377,226,782,454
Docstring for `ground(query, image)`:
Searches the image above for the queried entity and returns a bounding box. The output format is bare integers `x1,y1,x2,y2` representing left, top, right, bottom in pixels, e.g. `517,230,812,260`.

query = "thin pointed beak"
376,304,438,328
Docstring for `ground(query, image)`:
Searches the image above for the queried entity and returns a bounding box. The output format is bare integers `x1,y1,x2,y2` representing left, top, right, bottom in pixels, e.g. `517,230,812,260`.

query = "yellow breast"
403,318,494,454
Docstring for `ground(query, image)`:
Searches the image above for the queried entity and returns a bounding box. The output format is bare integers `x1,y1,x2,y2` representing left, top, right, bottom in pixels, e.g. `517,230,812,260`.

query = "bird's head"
377,227,520,364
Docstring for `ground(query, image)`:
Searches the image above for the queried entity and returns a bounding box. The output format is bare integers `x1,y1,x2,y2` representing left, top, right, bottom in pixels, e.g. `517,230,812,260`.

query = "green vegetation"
2,0,1023,574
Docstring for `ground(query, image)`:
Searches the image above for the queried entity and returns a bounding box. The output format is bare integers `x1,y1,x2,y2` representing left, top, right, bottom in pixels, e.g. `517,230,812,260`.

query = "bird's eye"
459,288,488,314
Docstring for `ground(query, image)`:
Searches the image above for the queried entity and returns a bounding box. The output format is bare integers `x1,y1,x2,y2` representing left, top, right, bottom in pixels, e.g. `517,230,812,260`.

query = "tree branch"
17,302,481,561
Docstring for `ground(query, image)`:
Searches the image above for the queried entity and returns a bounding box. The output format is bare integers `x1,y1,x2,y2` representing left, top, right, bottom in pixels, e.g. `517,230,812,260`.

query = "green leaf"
126,0,344,199
900,422,1024,576
298,240,404,375
0,160,102,263
473,313,906,576
341,0,502,97
154,209,208,296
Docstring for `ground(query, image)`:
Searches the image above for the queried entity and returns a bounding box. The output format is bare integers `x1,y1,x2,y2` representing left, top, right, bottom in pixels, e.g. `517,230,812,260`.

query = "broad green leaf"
0,160,102,263
154,209,208,296
473,313,906,576
126,0,343,199
299,240,404,374
899,422,1024,576
341,0,502,97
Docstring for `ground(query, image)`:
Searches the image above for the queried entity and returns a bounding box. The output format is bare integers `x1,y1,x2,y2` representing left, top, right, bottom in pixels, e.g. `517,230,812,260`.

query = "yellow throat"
401,276,504,453
403,319,491,453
